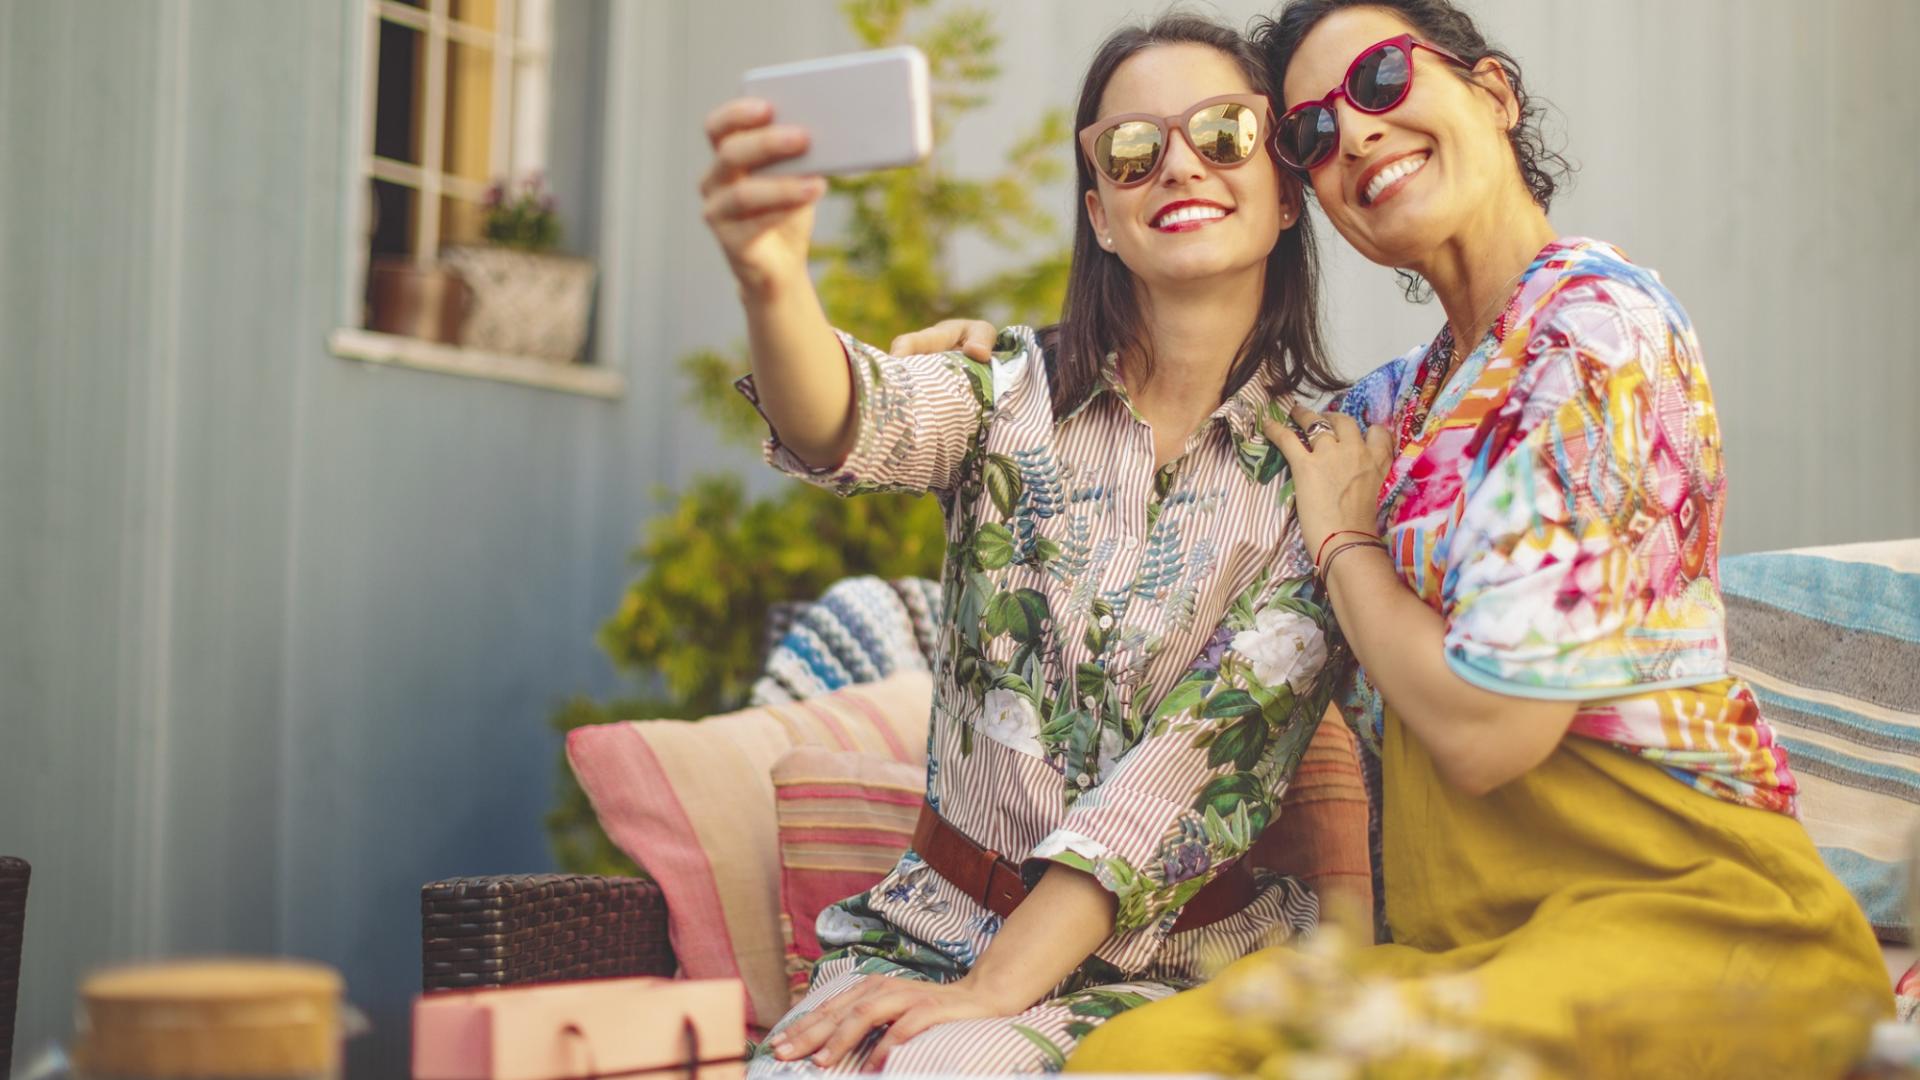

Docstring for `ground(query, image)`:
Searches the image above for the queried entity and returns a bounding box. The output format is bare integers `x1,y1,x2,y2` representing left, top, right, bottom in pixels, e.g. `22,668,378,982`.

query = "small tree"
547,0,1072,875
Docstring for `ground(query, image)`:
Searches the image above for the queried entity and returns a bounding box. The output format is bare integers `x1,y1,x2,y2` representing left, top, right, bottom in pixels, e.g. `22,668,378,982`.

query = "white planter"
441,245,597,364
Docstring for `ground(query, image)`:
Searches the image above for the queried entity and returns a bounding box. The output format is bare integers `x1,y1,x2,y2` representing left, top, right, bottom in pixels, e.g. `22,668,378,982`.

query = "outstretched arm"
700,97,853,469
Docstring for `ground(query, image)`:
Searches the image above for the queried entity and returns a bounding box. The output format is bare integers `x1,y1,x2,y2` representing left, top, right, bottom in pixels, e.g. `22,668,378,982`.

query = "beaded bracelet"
1313,528,1381,569
1316,537,1387,581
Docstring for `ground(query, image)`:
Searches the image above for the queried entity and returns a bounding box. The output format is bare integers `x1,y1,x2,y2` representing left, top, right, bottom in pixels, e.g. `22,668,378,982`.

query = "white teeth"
1153,204,1228,228
1365,154,1427,204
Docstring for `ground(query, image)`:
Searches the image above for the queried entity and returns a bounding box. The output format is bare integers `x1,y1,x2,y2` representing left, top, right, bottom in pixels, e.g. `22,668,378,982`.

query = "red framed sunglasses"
1078,93,1276,188
1278,33,1471,170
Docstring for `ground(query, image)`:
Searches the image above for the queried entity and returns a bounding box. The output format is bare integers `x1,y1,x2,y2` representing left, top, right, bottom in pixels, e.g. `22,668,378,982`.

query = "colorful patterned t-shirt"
739,327,1340,976
1335,237,1796,814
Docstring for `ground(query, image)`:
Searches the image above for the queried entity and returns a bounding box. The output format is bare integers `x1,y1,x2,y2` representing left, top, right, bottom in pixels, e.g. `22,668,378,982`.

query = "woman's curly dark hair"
1254,0,1576,296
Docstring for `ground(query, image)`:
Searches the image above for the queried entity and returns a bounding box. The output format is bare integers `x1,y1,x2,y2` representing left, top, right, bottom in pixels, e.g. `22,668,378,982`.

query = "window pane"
369,179,420,259
451,0,495,31
444,40,495,184
373,19,426,165
510,56,549,178
441,195,487,248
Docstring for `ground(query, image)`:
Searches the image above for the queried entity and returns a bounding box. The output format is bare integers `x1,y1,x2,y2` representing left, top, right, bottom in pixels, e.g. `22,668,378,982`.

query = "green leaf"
1259,684,1298,730
973,524,1016,570
1008,588,1051,645
984,454,1023,518
1207,716,1268,771
1151,675,1211,723
1257,444,1285,484
1083,620,1107,656
1031,537,1063,564
1008,1025,1068,1072
962,358,995,411
984,590,1018,638
992,671,1033,698
1195,772,1262,818
1075,662,1111,704
1201,688,1261,721
1041,707,1084,747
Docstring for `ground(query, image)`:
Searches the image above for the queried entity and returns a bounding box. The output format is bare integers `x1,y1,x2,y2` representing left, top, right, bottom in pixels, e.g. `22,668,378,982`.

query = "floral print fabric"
737,326,1339,979
1334,237,1795,813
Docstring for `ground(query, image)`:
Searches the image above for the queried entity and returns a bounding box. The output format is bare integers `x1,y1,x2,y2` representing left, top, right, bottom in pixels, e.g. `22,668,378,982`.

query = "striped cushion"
1723,539,1920,941
771,747,923,1004
1249,707,1374,928
750,577,943,706
566,673,932,1029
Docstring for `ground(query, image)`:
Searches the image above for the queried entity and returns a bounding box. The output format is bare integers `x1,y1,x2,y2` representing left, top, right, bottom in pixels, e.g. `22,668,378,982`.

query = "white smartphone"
742,46,933,176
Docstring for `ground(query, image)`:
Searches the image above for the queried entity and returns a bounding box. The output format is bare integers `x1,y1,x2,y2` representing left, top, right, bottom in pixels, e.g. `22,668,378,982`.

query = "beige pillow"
566,672,930,1029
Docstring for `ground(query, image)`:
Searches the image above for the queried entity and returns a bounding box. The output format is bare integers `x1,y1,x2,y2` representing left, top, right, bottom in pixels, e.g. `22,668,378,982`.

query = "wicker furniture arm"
420,874,674,991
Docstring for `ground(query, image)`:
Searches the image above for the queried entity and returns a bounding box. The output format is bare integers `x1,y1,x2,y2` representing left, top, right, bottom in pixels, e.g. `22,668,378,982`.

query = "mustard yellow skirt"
1068,711,1891,1077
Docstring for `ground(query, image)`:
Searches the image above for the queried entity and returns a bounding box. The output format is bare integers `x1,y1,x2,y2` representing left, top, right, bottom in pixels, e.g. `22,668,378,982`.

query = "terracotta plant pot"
367,257,471,345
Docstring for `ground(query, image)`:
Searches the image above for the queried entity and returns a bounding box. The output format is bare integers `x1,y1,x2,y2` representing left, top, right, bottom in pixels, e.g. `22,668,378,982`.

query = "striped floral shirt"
739,327,1339,978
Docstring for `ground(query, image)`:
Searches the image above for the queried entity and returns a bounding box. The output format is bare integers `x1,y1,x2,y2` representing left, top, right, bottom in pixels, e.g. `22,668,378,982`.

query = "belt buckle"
984,857,1027,918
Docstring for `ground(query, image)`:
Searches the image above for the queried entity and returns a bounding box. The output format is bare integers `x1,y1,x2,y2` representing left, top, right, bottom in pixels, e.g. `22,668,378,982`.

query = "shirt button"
1076,772,1092,786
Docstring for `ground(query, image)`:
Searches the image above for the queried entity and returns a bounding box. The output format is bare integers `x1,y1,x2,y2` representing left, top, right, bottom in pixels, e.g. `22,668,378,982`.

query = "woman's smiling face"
1084,43,1296,290
1280,6,1520,270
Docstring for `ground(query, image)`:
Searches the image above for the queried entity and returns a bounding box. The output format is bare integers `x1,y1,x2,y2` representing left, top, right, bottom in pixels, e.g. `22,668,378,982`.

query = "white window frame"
364,0,552,262
331,0,623,398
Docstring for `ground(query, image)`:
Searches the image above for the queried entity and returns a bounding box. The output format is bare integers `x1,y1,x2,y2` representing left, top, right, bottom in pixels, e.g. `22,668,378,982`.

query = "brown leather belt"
911,803,1258,933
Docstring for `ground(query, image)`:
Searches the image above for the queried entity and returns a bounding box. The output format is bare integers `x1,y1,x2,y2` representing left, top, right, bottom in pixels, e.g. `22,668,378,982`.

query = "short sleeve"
734,329,1040,497
1441,282,1726,698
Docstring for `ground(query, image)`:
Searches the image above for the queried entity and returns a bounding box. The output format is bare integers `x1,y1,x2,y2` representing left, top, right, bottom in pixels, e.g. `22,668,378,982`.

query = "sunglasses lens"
1350,43,1412,110
1280,107,1337,169
1096,121,1164,184
1188,102,1262,166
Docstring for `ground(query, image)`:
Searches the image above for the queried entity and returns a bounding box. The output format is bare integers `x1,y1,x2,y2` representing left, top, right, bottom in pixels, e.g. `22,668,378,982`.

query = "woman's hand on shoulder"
1266,404,1394,561
889,319,999,362
699,98,827,294
768,974,1022,1070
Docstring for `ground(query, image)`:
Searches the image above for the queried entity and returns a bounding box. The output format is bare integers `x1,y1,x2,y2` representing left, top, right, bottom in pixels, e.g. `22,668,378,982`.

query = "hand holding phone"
700,98,826,291
702,46,934,291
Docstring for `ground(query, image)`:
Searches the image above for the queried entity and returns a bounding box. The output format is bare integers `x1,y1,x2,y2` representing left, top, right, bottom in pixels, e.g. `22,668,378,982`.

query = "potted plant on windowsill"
440,173,598,364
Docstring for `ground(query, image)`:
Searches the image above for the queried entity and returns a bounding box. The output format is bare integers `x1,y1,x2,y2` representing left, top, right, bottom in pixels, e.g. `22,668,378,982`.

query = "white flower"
1326,981,1414,1060
1230,607,1327,691
1030,829,1109,863
978,688,1044,758
814,904,887,947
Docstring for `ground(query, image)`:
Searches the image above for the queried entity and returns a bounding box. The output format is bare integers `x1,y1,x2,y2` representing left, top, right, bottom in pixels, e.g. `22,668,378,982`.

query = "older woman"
1057,0,1892,1074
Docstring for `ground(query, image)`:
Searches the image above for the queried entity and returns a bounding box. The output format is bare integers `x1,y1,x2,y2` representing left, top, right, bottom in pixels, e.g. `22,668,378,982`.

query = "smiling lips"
1150,199,1231,232
1360,151,1429,207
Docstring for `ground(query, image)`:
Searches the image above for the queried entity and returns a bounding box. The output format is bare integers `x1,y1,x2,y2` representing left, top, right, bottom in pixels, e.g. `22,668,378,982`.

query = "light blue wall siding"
0,1,653,1073
3,0,1917,1077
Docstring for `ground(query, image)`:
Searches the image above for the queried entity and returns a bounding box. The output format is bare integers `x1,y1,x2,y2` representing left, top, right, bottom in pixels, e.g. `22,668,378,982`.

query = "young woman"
1057,1,1892,1073
701,14,1349,1074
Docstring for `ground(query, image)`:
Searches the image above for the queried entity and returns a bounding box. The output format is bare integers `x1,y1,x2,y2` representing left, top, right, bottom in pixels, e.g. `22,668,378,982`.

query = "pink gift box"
412,977,746,1079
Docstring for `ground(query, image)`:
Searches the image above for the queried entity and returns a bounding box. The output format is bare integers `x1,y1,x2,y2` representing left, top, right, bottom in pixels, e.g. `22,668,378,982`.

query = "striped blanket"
1723,540,1920,942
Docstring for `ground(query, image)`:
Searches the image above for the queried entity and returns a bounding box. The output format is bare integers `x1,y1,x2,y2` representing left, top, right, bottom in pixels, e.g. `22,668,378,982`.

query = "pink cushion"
771,747,924,1003
565,673,931,1029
